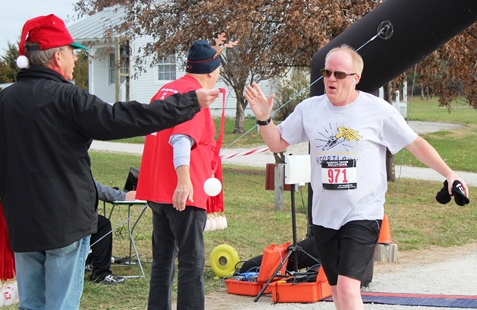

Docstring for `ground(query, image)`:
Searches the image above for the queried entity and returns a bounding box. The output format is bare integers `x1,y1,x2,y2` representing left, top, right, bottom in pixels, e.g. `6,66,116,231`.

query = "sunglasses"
321,69,356,79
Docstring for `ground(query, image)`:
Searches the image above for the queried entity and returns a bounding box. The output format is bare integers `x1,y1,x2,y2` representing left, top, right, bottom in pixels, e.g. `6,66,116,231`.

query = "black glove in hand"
435,180,451,204
452,180,469,206
435,180,469,206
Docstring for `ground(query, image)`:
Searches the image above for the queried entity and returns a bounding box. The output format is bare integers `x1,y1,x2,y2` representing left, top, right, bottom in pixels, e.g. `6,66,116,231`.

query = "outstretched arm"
406,136,469,196
244,82,289,152
195,88,221,108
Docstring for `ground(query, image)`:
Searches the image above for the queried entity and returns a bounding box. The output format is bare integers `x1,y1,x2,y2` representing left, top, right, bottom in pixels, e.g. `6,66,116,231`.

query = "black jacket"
0,66,201,252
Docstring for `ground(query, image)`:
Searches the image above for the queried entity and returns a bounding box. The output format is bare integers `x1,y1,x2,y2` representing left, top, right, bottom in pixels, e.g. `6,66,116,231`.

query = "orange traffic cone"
378,214,391,244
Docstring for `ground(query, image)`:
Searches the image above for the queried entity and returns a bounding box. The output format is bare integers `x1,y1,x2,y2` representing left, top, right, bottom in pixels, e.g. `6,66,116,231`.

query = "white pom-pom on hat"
16,55,29,68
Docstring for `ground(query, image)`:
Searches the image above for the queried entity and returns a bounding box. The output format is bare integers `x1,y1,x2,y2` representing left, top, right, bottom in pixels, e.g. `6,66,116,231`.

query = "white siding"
89,46,116,103
129,37,163,104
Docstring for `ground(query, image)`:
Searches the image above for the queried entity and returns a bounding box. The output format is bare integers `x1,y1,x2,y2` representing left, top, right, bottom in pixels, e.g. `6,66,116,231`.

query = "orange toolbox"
270,266,331,303
225,242,290,297
224,279,271,296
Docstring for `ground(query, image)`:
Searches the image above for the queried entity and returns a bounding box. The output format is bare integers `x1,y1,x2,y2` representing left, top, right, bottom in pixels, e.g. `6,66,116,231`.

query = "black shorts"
313,220,381,286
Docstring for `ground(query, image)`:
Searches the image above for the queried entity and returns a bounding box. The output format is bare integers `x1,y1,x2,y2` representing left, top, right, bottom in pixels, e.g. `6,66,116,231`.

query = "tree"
404,25,477,109
0,42,20,83
73,0,378,133
73,0,477,134
273,68,310,122
73,50,89,90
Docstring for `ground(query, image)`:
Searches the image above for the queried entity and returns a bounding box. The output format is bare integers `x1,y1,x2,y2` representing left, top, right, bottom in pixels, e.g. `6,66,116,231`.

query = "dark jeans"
87,214,113,280
147,202,207,310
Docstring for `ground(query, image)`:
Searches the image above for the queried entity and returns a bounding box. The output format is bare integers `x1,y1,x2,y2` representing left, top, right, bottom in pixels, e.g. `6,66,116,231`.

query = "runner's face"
323,51,357,106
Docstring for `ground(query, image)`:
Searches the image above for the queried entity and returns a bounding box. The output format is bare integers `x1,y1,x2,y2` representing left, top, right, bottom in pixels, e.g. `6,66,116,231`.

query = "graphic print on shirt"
319,124,362,151
316,123,361,190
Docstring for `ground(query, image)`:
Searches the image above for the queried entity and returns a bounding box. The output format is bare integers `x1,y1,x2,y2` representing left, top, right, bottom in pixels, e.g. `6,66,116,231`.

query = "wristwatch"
256,116,272,126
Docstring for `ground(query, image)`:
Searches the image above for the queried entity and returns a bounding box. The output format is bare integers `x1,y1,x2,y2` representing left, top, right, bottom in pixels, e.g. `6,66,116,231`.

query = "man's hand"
244,82,275,121
124,190,136,201
195,88,220,108
173,166,193,211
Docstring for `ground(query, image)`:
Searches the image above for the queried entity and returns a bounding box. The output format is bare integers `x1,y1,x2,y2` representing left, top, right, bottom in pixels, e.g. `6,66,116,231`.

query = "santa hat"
16,14,87,68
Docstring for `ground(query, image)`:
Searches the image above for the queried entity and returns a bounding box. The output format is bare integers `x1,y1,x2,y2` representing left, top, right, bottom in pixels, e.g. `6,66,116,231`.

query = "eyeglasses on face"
321,69,356,79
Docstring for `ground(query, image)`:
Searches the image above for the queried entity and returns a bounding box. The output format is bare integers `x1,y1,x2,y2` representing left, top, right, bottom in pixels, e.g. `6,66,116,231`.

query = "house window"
158,55,176,81
109,53,128,85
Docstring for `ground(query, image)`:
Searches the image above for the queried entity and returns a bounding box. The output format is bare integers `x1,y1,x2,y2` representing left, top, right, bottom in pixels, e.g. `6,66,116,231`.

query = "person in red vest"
136,39,225,310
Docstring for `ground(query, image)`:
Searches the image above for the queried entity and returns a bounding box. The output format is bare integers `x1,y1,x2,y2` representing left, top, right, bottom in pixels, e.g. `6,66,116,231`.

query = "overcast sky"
0,0,79,54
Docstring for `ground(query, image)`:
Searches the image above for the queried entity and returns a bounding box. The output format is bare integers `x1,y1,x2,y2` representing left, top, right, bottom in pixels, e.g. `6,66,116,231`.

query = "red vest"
136,75,223,211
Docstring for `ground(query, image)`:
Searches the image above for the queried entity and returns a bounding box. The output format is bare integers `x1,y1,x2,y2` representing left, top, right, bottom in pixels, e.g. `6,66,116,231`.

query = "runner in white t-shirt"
245,44,469,310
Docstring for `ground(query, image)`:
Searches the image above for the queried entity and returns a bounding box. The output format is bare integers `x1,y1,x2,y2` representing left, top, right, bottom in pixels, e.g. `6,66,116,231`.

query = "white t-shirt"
278,91,417,229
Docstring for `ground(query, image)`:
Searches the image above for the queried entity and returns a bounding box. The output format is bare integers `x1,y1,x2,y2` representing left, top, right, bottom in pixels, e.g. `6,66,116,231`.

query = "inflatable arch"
310,0,477,96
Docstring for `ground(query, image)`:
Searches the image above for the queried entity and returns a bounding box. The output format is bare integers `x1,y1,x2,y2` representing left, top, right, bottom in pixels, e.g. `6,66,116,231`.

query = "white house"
67,6,274,117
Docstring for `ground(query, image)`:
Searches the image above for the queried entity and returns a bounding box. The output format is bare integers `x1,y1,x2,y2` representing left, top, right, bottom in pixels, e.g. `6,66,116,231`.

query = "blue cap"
186,40,221,74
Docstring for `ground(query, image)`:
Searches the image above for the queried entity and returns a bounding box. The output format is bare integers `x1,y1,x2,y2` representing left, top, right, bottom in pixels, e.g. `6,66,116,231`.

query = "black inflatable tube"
310,0,477,96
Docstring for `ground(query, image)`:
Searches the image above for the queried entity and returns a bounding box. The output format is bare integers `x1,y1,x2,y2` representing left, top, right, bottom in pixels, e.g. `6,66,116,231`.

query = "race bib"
321,159,357,190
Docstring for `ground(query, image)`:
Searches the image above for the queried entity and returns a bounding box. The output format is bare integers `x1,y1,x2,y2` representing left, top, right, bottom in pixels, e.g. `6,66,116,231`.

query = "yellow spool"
209,244,240,278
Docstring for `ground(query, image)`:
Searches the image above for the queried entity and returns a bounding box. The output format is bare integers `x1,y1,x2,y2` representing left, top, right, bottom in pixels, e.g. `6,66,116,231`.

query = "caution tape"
220,147,270,160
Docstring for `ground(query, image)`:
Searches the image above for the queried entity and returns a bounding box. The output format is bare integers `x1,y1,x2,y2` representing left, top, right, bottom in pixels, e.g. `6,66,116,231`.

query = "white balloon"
203,178,222,197
1,288,15,306
220,216,227,230
214,216,223,230
204,218,210,232
209,216,217,231
5,283,18,303
219,216,226,229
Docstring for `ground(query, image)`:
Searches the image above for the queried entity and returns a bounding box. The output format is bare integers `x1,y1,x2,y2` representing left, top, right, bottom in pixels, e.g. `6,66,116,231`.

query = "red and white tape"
220,147,270,160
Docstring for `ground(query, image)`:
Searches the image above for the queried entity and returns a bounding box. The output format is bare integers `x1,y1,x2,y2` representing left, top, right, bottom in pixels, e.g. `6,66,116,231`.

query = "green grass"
395,96,477,171
406,96,476,124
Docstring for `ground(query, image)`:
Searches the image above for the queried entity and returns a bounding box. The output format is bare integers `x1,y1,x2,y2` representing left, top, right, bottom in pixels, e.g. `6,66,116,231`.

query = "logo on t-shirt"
319,125,361,151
